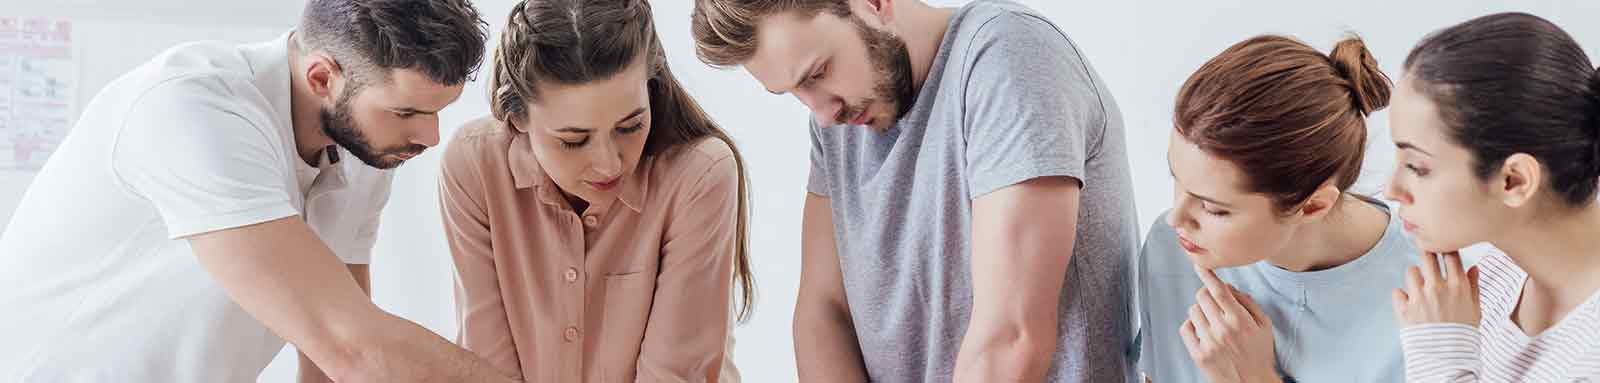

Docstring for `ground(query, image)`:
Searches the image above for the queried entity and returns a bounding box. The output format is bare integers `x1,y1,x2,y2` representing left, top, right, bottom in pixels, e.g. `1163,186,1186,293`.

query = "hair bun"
1591,65,1600,111
1330,37,1393,116
1589,65,1600,173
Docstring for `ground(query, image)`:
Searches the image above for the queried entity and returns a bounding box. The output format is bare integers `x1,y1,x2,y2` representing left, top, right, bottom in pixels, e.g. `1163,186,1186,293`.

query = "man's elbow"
793,293,850,332
961,323,1059,381
303,315,393,383
995,330,1059,379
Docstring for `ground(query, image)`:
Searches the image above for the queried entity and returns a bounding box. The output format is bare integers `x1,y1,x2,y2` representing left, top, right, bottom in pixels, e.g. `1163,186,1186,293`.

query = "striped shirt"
1400,250,1600,382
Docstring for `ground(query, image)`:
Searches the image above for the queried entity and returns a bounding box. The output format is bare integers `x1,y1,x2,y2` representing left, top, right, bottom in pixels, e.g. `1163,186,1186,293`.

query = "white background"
1,0,1597,381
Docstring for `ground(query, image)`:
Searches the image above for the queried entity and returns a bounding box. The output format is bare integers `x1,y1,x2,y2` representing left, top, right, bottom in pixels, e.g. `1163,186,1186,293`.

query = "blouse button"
582,215,599,228
563,327,580,342
564,267,579,283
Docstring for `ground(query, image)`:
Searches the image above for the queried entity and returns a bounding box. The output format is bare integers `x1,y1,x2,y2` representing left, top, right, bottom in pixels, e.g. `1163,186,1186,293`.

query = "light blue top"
1136,198,1416,382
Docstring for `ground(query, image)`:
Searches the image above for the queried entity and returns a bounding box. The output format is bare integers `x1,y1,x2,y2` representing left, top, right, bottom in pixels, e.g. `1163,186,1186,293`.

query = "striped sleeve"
1401,323,1481,382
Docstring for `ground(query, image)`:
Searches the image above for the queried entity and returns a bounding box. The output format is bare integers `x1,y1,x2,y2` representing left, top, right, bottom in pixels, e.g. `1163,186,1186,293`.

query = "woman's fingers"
1232,286,1270,327
1180,319,1202,354
1194,265,1246,315
1443,252,1466,287
1405,265,1424,296
1391,288,1409,319
1419,252,1443,287
1195,289,1228,333
1468,266,1482,306
1187,304,1212,343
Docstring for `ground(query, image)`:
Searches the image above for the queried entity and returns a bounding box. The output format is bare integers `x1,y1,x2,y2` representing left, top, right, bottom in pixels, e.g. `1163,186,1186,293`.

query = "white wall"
0,19,291,233
1119,0,1600,275
1122,0,1600,235
1,1,1596,382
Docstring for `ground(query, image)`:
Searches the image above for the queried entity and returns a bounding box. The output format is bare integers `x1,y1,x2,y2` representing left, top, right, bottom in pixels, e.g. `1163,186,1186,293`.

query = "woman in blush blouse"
439,1,754,382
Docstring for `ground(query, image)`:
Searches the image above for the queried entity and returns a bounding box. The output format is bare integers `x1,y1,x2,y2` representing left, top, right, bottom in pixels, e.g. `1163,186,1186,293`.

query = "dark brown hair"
491,0,757,321
299,0,489,88
1404,12,1600,206
690,0,851,67
1174,35,1392,211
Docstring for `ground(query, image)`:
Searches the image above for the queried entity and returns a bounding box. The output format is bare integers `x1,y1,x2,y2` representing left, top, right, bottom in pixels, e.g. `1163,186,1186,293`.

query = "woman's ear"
506,116,529,134
1496,153,1542,208
1293,181,1342,221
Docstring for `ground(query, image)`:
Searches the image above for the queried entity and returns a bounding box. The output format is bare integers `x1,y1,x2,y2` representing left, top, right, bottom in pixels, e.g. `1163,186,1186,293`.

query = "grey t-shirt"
806,1,1139,381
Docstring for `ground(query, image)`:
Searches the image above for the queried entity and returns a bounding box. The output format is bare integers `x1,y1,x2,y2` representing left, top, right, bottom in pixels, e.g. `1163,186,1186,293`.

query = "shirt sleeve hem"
968,162,1084,199
166,203,298,240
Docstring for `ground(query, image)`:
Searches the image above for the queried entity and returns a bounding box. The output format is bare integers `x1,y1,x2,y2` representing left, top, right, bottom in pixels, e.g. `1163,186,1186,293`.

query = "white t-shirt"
0,33,393,382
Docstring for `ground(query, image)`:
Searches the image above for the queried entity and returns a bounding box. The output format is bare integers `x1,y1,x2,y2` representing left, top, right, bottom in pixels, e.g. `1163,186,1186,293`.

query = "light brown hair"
491,0,757,321
690,0,851,67
1174,35,1392,211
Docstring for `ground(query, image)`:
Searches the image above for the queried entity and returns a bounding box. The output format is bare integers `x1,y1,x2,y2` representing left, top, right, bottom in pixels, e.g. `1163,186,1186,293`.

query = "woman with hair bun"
1138,35,1417,382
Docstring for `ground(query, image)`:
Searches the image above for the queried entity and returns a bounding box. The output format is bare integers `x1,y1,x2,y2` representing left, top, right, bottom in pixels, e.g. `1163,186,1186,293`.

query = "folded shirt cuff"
1401,323,1481,382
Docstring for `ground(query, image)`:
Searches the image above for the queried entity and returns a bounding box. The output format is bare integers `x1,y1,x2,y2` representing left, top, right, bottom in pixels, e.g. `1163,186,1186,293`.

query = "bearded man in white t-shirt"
0,1,522,382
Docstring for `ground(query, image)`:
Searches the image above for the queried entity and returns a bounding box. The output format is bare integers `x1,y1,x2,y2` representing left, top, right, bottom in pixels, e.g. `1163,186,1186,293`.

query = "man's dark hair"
299,0,489,88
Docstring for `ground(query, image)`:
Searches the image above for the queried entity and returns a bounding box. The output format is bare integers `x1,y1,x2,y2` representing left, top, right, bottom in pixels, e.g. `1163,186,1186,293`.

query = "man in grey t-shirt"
693,0,1138,381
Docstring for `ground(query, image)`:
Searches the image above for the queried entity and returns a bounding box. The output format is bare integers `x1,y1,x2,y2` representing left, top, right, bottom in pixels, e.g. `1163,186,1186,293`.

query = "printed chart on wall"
1,17,77,233
1,17,77,172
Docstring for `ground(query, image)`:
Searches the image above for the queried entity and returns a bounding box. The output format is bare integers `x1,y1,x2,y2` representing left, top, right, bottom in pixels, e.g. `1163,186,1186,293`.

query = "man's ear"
851,0,896,26
304,53,343,101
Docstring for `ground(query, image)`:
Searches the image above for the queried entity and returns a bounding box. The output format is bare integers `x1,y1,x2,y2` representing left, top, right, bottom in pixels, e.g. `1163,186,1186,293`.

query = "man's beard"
841,15,917,130
320,90,426,170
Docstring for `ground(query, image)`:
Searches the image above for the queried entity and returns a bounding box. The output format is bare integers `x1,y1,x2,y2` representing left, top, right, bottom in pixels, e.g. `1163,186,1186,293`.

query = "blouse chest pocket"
599,271,656,382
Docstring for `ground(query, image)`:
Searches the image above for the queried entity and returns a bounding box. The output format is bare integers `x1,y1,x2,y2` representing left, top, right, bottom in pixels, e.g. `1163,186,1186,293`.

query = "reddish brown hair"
1175,35,1392,212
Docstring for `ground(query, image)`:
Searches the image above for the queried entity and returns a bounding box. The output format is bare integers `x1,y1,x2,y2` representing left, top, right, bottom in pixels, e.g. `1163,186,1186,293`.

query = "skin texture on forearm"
187,216,520,383
298,264,370,383
793,193,870,383
954,177,1081,383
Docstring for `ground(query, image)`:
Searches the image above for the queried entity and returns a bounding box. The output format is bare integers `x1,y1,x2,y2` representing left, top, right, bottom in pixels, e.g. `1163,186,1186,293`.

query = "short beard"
320,84,423,169
852,15,916,128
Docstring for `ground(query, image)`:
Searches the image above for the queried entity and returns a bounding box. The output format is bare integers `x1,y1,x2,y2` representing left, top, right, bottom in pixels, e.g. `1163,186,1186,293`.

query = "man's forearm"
794,299,869,383
298,352,334,383
298,264,371,383
956,177,1081,383
953,320,1058,383
187,218,519,383
318,311,521,383
795,193,868,383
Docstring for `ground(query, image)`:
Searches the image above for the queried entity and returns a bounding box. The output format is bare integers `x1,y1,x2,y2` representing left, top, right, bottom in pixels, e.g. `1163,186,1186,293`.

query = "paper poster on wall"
0,17,77,171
